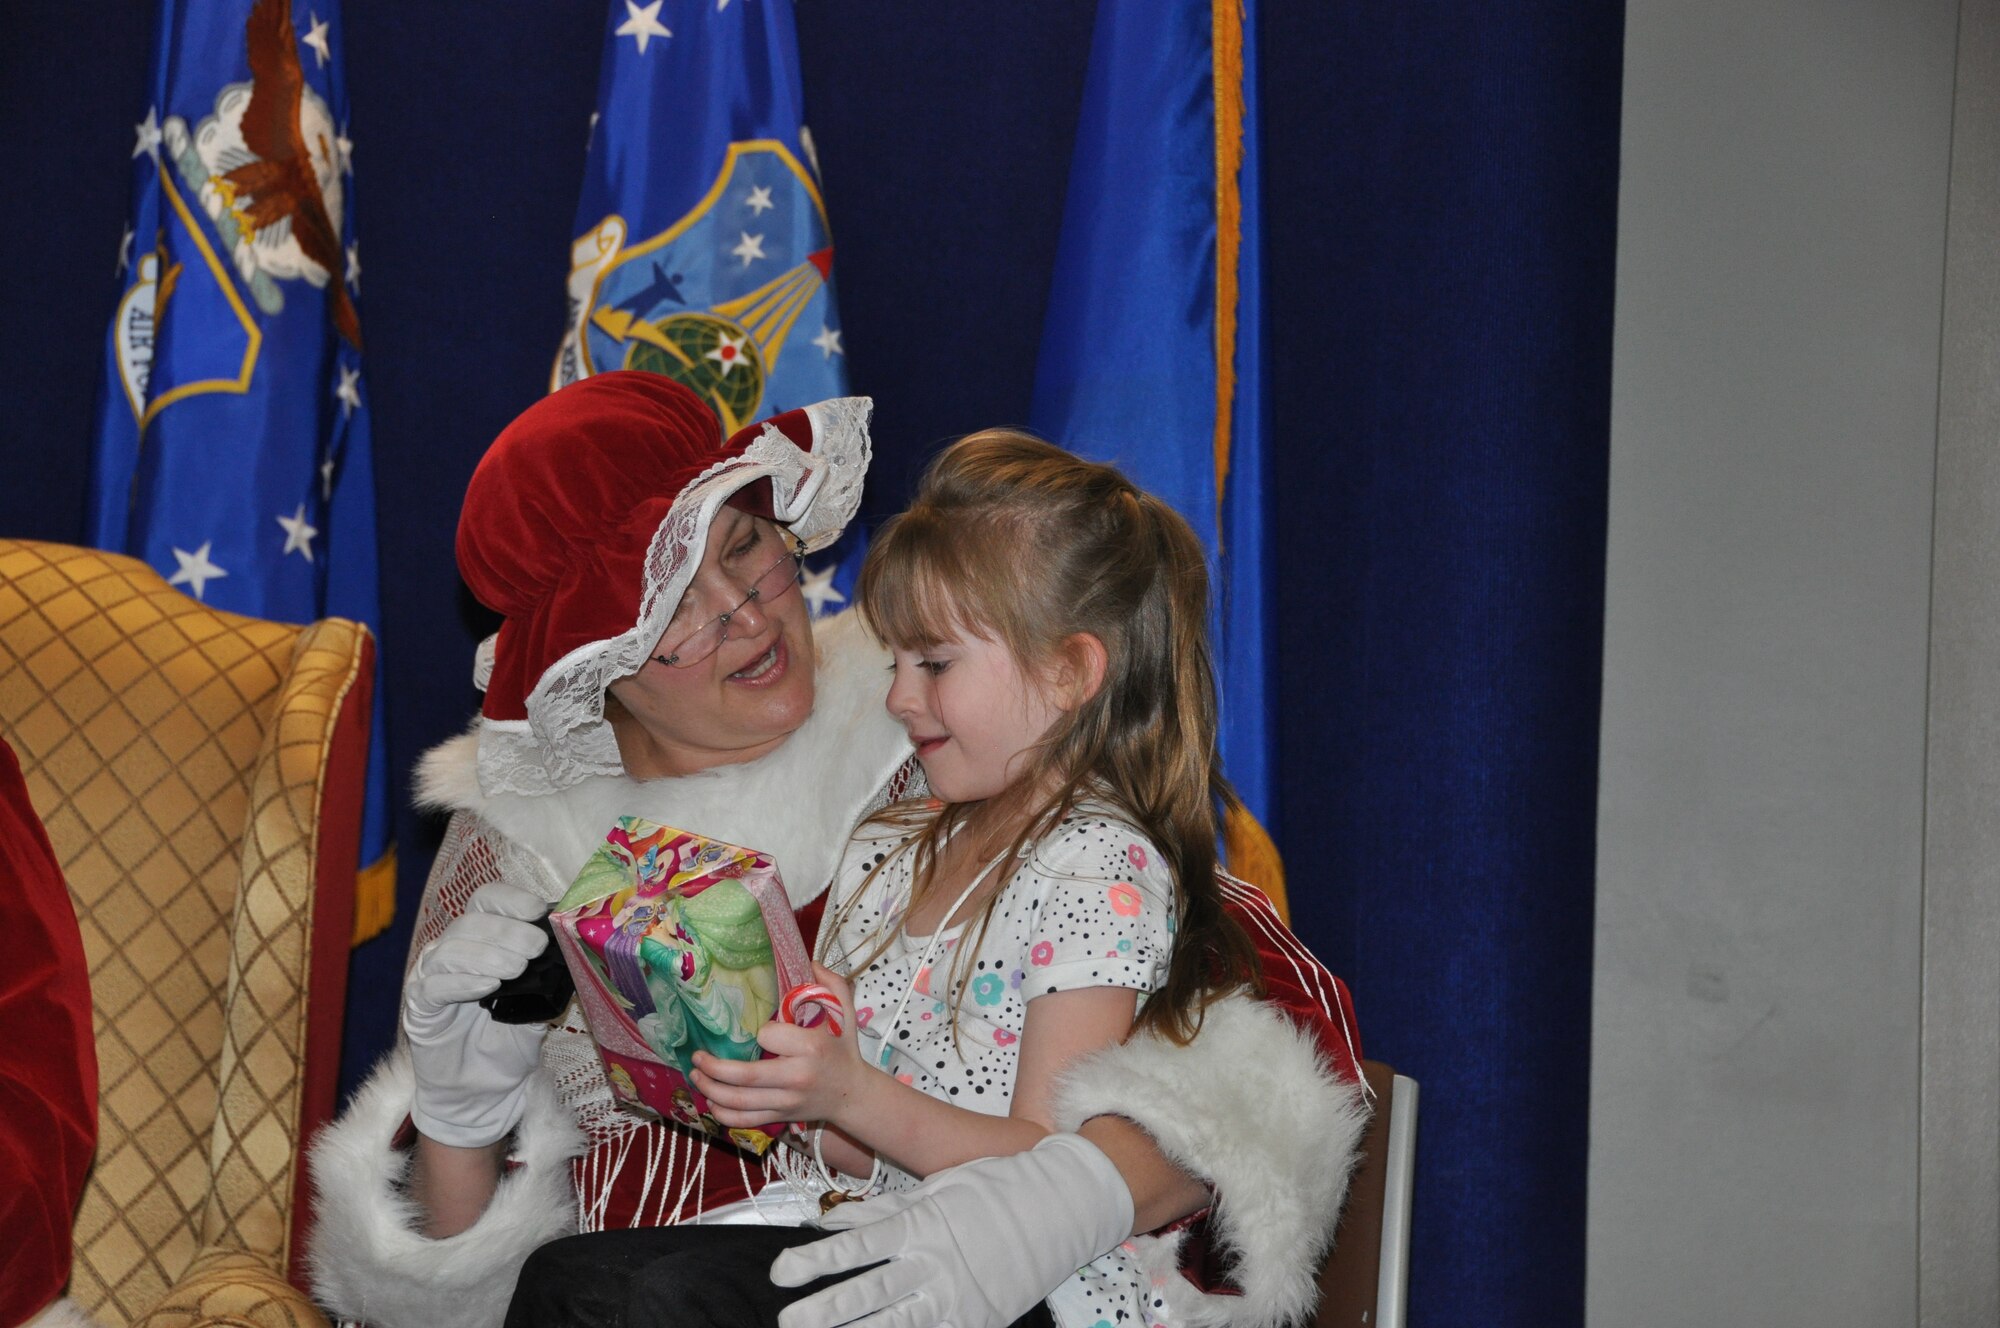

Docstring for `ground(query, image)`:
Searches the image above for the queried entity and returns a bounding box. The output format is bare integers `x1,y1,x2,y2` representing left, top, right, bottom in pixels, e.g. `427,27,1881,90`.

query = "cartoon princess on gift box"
568,826,783,1078
634,876,778,1072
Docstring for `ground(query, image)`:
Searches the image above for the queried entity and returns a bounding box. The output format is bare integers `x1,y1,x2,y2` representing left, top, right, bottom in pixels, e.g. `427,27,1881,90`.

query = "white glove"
770,1133,1136,1328
402,881,552,1148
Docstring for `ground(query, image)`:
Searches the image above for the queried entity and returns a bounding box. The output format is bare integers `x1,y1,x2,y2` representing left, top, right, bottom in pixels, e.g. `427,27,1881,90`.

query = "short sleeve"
1017,817,1175,1001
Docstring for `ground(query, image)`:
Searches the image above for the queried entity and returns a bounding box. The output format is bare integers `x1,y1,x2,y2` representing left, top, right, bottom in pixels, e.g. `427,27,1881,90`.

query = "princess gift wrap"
549,817,814,1154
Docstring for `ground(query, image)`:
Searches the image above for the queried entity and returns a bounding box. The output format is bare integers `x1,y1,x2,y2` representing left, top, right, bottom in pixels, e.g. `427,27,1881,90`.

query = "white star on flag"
335,364,362,416
117,225,134,276
167,542,227,600
706,333,750,376
731,232,766,267
133,107,162,160
617,0,672,54
812,325,843,359
302,12,332,67
744,185,775,215
321,457,337,499
345,242,361,293
277,505,319,562
335,125,355,176
800,562,846,616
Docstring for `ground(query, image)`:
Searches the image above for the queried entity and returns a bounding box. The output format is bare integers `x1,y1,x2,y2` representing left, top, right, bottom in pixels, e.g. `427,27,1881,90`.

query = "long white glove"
402,881,552,1149
770,1133,1136,1328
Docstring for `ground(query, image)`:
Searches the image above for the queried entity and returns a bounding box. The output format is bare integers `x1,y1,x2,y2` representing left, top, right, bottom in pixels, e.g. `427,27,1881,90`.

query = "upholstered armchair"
0,540,374,1328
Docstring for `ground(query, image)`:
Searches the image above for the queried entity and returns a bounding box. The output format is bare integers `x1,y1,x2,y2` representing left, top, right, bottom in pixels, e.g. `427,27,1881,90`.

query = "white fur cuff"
1053,993,1372,1328
307,1047,585,1328
26,1299,103,1328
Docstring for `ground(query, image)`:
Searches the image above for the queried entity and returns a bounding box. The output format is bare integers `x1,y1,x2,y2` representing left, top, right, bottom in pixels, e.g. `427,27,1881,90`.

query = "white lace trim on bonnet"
471,395,873,797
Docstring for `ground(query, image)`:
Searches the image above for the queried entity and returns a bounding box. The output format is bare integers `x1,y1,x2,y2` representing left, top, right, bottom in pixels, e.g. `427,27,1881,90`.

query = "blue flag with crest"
555,0,849,427
558,0,860,611
89,0,393,940
1030,0,1281,898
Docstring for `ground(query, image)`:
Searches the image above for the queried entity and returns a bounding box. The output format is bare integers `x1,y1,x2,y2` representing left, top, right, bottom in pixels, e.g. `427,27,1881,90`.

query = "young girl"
690,430,1265,1328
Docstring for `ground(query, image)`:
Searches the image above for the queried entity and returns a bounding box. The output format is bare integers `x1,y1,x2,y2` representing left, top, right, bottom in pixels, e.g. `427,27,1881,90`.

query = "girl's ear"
1055,632,1110,711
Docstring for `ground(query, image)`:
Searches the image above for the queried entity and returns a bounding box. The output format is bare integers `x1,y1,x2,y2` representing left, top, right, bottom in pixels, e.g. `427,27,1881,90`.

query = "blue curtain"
1264,4,1625,1325
0,3,1623,1322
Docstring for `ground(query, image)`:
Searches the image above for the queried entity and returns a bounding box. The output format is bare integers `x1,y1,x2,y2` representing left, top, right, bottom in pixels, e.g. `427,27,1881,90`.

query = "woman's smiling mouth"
727,640,787,685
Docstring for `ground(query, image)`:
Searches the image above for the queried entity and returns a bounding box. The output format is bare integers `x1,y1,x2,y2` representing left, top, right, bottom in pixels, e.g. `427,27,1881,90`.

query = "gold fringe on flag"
1212,0,1247,532
1211,2,1288,922
351,845,398,946
1225,803,1290,924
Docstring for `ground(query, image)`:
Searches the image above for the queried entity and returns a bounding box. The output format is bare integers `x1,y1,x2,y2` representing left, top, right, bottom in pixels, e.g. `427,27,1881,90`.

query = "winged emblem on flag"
553,140,845,430
161,0,359,348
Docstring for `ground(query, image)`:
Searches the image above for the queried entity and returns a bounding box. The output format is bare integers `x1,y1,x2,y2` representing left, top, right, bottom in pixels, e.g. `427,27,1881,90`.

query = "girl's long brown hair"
831,430,1262,1044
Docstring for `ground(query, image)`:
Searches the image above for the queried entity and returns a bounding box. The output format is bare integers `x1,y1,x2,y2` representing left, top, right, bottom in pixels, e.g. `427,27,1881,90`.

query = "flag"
553,0,848,430
89,0,394,943
1029,0,1284,913
801,524,868,623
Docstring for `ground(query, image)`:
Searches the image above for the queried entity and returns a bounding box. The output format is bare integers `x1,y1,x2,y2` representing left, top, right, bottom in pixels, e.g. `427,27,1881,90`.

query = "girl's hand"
691,965,874,1130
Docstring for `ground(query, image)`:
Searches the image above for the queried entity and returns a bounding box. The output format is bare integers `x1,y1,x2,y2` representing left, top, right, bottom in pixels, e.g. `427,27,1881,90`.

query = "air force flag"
89,0,393,941
554,0,849,433
1030,0,1283,908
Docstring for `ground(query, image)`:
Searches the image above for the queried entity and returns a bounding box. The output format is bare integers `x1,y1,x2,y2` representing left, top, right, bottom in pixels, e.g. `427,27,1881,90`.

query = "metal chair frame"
1316,1059,1420,1327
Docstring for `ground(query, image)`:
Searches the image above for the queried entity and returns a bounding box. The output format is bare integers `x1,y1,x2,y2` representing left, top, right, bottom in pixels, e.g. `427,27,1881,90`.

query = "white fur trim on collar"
419,608,910,909
1053,992,1372,1328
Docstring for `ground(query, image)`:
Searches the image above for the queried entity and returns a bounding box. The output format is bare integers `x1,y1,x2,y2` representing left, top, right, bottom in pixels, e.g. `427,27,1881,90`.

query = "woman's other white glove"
402,881,552,1148
770,1133,1136,1328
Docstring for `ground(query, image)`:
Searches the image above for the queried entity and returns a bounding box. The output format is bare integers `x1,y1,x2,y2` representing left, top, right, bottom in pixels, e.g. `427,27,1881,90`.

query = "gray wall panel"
1590,0,1957,1322
1922,0,2000,1320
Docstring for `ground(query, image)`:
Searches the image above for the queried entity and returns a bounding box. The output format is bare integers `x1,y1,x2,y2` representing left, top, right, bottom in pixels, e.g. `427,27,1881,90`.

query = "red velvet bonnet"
456,370,872,795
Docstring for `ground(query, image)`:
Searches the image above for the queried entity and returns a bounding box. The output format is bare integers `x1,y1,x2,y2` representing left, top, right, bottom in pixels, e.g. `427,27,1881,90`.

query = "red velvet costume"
0,736,97,1328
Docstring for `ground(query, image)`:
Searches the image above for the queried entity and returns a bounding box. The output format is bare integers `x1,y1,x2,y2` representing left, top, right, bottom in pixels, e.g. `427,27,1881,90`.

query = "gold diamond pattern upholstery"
0,539,370,1328
128,1250,328,1328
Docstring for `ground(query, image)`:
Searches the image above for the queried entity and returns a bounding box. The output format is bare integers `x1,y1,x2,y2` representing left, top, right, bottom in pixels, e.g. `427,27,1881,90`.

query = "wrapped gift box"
549,817,813,1154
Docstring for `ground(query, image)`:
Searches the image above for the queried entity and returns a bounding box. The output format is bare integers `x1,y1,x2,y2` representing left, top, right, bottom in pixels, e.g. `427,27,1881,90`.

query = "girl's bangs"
861,523,986,649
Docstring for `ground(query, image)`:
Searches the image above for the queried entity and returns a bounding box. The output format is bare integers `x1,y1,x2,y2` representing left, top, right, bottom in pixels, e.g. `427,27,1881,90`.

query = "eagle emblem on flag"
165,0,357,344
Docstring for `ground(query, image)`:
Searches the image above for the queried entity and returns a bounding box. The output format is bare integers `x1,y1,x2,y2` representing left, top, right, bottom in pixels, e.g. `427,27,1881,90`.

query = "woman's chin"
747,688,813,746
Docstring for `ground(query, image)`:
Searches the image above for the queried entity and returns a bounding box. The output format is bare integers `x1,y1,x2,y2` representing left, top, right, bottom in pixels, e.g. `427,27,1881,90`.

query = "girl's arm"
691,970,1138,1180
804,1072,1205,1227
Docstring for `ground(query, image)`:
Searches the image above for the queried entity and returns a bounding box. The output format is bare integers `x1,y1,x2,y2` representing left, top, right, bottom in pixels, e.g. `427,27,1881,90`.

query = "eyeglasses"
651,546,803,668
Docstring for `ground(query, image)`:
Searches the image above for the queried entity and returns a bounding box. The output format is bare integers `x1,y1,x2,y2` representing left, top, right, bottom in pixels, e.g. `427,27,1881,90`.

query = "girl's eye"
919,659,950,676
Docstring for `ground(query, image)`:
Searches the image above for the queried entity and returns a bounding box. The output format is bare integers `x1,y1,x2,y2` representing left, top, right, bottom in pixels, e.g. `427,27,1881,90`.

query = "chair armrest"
206,619,374,1281
131,1250,331,1328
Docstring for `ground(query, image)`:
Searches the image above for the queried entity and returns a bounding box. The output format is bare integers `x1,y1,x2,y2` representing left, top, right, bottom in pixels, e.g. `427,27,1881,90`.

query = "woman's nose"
727,592,772,637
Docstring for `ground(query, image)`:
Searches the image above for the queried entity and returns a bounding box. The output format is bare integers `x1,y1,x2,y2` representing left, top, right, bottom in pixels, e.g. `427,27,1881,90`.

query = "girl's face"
606,510,816,775
884,626,1067,804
